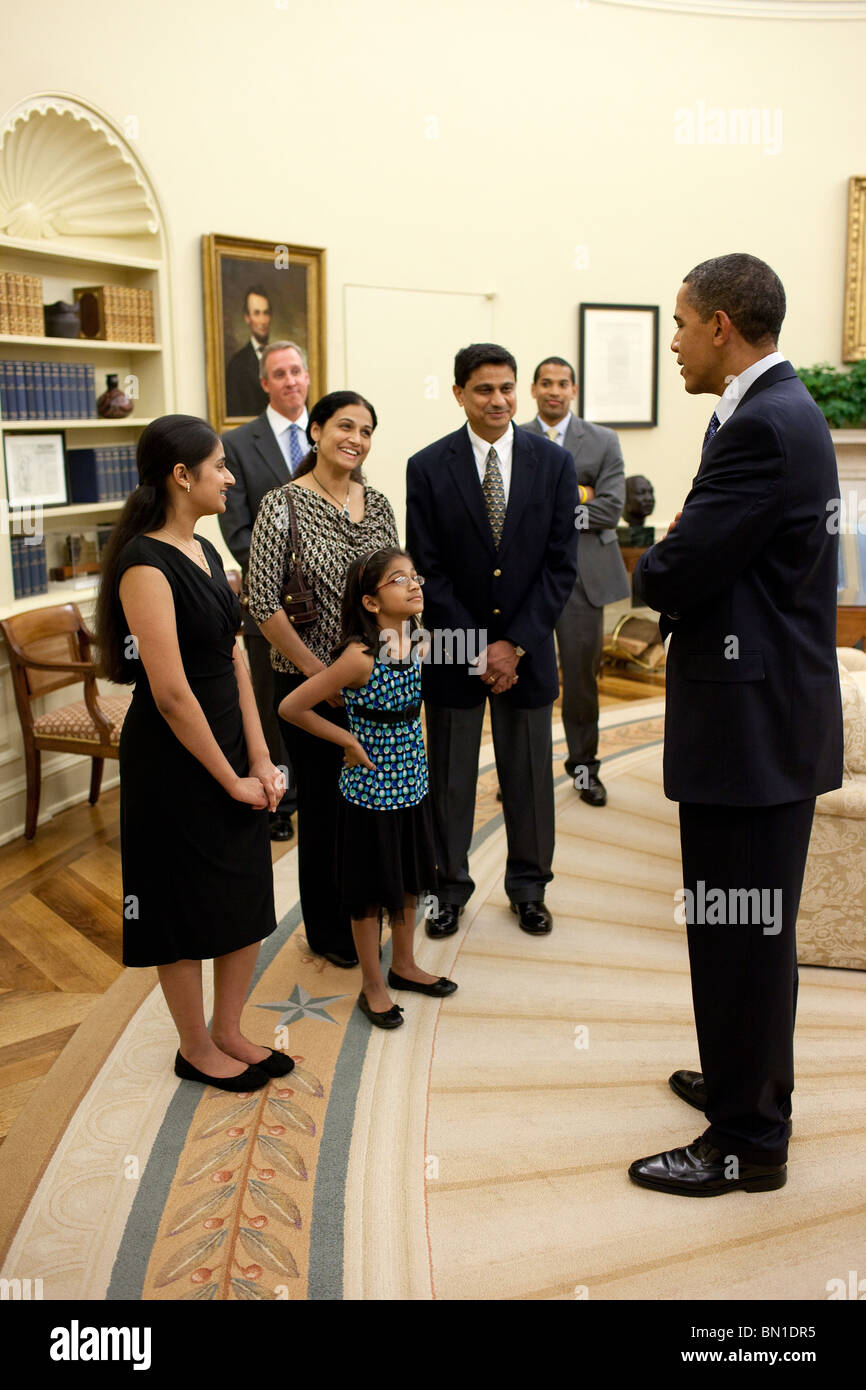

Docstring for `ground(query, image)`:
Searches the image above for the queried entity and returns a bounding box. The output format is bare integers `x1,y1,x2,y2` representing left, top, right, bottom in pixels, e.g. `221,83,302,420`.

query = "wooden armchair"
0,604,130,839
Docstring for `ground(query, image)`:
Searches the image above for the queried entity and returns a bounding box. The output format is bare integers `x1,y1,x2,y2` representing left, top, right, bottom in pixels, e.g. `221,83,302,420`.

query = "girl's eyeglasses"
376,574,425,590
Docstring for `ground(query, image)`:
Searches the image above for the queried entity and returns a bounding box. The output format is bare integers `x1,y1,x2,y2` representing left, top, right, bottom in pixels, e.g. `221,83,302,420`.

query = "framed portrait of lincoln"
202,234,326,431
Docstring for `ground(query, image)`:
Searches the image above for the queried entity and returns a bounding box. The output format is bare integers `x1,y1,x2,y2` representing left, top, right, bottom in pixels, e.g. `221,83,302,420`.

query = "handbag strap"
283,487,303,564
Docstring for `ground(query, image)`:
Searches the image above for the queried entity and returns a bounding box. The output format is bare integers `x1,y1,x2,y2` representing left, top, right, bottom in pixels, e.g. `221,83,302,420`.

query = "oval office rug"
2,698,865,1302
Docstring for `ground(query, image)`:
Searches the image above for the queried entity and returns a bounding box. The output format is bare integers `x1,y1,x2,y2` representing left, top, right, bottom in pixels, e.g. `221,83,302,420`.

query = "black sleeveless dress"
116,534,277,967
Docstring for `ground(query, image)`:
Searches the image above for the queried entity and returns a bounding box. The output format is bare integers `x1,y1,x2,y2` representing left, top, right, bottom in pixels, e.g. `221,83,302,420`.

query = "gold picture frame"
843,177,866,362
202,234,326,432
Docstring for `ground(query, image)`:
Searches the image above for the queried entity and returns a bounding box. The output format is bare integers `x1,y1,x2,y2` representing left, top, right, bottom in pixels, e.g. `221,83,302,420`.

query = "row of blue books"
10,536,48,598
0,360,97,420
68,446,138,503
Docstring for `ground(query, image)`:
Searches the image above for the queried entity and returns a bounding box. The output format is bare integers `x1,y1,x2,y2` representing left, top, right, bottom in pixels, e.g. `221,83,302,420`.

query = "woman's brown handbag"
279,490,319,626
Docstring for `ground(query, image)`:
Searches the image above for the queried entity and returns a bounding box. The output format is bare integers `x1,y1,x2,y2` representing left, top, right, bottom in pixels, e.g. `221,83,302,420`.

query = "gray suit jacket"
520,415,630,607
220,411,293,635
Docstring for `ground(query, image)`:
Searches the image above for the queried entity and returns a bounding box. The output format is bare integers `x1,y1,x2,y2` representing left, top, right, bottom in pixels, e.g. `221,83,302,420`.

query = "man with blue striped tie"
221,341,311,839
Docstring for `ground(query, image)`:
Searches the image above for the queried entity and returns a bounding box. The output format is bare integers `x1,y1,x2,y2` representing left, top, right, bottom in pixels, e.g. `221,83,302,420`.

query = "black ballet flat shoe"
174,1051,270,1092
256,1048,296,1078
387,968,458,997
357,991,404,1030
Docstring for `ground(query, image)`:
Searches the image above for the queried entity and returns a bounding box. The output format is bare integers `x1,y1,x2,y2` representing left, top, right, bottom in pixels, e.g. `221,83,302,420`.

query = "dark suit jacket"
633,361,843,807
406,424,578,709
220,411,292,636
521,414,630,607
226,342,267,418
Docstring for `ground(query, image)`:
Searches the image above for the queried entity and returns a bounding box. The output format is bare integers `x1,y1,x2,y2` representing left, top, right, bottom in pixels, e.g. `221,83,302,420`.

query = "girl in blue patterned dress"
279,548,457,1029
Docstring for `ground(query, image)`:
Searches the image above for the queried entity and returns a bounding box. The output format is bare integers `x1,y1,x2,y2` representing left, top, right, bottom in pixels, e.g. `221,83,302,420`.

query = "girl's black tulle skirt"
336,792,438,923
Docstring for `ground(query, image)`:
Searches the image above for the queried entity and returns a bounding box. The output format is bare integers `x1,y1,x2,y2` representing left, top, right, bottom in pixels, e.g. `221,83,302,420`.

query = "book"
0,273,9,334
13,360,26,419
85,363,96,417
0,360,10,419
33,361,46,417
11,539,25,599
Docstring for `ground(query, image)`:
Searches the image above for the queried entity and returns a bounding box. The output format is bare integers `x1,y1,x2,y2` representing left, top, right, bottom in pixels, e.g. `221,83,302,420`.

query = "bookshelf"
0,166,173,618
0,92,174,840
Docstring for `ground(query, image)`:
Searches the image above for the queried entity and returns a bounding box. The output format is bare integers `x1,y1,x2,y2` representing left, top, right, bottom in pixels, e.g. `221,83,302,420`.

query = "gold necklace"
161,529,210,572
312,470,351,518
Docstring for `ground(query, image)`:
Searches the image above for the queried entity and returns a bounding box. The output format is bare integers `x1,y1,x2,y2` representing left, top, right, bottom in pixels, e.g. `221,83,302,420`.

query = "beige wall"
4,0,866,546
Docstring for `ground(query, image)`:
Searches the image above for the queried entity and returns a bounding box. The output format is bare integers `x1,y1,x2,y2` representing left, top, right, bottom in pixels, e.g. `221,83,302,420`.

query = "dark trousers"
555,576,603,779
245,634,296,814
679,797,816,1167
425,698,555,904
273,670,356,959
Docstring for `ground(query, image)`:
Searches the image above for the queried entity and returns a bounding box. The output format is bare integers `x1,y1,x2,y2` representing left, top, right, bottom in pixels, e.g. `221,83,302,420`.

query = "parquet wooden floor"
0,671,659,1147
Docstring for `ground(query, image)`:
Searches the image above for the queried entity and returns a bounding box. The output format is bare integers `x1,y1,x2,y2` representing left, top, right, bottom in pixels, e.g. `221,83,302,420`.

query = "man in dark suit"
225,286,272,418
521,357,630,806
220,341,311,839
406,343,578,939
630,253,842,1196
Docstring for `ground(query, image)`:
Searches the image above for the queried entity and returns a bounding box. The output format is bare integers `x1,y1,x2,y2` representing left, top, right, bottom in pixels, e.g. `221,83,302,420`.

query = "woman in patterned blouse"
247,391,399,966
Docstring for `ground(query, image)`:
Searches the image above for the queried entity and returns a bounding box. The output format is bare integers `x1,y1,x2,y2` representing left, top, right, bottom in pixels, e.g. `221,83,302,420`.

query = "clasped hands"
472,639,521,695
233,758,286,810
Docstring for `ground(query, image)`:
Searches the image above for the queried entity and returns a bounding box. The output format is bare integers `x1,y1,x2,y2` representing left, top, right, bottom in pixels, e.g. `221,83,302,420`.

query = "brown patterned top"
247,482,399,674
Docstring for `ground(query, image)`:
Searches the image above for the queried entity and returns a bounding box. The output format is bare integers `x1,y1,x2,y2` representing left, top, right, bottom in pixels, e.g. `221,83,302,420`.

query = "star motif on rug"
255,983,348,1026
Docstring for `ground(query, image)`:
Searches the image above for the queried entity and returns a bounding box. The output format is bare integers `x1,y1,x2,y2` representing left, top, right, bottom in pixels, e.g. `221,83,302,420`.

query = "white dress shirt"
267,405,309,471
467,421,513,503
715,351,785,428
535,413,571,447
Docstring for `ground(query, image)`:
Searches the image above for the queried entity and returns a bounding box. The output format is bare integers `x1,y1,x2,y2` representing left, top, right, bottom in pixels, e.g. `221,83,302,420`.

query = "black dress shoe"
669,1069,793,1137
510,900,553,934
256,1048,296,1077
268,814,293,841
321,951,359,968
174,1051,270,1092
425,902,464,939
628,1135,787,1197
387,968,458,996
578,773,607,807
357,991,404,1029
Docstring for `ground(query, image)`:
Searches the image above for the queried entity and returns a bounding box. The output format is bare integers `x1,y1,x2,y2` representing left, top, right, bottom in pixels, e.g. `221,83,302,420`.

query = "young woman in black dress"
96,415,292,1092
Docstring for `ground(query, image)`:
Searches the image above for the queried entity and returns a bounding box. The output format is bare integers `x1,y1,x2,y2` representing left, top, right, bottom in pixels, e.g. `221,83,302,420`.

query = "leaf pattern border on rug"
143,1061,326,1301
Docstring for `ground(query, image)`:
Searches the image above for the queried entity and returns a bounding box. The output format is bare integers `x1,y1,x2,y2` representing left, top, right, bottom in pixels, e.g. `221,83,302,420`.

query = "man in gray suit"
220,341,311,838
521,356,630,806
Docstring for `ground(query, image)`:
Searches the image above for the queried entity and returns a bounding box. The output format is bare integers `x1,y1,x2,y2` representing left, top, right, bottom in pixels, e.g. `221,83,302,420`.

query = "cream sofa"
797,647,866,970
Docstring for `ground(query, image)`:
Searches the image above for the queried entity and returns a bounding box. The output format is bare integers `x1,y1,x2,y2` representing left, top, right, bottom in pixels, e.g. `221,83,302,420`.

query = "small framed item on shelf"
4,431,68,508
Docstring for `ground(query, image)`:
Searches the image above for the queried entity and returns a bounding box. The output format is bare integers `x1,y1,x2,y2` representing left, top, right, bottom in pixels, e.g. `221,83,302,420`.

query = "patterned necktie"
702,411,720,451
546,428,558,442
288,423,305,471
482,446,506,548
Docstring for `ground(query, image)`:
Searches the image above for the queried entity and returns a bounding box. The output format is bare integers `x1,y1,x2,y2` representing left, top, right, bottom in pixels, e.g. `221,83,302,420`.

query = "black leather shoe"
321,951,359,968
357,991,404,1029
578,773,607,807
174,1051,270,1092
256,1048,296,1077
387,968,458,996
425,902,464,939
510,900,553,934
669,1069,793,1137
628,1135,787,1197
269,814,294,841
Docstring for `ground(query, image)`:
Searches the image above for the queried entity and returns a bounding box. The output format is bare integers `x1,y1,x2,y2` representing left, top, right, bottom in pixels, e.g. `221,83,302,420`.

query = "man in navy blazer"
406,343,578,939
630,254,842,1197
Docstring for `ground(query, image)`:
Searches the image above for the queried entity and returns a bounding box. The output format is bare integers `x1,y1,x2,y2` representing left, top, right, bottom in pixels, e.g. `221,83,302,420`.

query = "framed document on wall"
202,234,326,432
578,303,659,428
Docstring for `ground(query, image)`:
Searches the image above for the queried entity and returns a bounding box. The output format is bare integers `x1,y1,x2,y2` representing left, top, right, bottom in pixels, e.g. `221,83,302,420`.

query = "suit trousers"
425,697,555,904
679,797,815,1167
245,634,296,813
273,670,356,959
555,574,603,779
